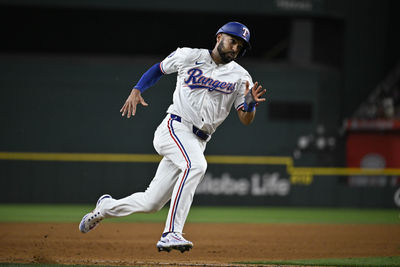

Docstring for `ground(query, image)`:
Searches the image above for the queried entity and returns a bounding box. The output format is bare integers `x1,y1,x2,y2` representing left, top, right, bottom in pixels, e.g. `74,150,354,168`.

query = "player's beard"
217,41,236,64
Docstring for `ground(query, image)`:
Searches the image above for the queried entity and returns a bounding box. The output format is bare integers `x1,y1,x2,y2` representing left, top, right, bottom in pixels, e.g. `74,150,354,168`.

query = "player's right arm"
120,48,188,118
120,62,164,118
120,88,148,118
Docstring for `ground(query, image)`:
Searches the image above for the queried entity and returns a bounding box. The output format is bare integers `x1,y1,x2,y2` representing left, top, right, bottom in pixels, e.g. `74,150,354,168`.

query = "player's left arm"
237,81,266,125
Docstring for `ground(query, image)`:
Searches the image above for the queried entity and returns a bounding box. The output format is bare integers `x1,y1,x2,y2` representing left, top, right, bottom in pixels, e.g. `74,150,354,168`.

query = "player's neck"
210,49,224,65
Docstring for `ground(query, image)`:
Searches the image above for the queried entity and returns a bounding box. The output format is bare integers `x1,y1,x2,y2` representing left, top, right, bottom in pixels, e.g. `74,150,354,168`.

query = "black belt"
170,114,209,141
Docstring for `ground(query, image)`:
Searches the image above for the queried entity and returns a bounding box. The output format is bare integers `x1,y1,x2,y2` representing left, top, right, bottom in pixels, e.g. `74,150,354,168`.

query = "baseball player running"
79,21,266,253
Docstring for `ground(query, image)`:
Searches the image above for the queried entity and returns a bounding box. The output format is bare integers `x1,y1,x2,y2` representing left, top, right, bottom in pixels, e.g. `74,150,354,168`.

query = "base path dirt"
0,222,399,266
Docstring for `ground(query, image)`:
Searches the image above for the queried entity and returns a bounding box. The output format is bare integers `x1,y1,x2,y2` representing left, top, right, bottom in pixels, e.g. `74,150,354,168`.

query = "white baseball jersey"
160,47,254,134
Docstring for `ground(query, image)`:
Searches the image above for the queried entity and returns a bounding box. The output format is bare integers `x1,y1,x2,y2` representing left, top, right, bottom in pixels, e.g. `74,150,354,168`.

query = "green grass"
238,256,400,267
187,207,400,224
0,264,125,267
0,204,398,224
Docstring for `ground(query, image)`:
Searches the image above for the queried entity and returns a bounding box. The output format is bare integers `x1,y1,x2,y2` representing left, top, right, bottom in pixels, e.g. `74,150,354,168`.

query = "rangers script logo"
184,68,236,94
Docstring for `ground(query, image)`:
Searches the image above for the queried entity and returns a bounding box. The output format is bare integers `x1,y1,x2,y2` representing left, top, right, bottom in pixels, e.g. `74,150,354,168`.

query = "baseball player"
79,21,266,253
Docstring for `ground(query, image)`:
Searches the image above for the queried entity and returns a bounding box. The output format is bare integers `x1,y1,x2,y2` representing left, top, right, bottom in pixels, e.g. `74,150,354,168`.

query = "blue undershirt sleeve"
133,63,164,93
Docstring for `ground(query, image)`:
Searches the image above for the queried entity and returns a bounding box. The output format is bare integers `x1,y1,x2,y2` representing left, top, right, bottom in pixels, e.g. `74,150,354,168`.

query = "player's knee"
144,201,163,213
191,159,207,176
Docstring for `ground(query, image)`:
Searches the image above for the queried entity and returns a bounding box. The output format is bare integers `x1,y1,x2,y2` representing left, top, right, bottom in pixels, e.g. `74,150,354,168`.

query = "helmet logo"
242,27,250,39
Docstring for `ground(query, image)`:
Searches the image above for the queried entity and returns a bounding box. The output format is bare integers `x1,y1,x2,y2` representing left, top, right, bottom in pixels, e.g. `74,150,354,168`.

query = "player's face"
217,34,245,63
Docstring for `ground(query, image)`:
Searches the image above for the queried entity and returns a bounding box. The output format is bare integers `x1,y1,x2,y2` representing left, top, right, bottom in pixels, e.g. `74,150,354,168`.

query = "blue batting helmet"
216,21,251,57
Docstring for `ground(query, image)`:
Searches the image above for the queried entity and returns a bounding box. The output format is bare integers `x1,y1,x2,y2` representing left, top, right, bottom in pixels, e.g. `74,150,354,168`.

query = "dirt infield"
0,222,399,266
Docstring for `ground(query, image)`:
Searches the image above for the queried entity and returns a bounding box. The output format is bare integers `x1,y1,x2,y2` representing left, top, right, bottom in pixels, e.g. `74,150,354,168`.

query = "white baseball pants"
100,114,207,234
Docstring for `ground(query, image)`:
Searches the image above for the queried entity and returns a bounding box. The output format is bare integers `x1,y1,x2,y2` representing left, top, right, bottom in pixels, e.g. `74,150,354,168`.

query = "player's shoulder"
175,47,208,60
229,61,251,76
173,47,206,56
165,47,209,66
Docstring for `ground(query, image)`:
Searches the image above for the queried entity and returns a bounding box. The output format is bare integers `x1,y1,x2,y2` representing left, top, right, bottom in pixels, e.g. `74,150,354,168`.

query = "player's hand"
120,89,148,118
245,81,267,103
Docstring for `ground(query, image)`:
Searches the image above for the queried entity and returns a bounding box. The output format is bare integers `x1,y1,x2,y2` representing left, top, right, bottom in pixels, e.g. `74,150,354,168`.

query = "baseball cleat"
156,232,193,253
157,247,172,253
79,194,111,233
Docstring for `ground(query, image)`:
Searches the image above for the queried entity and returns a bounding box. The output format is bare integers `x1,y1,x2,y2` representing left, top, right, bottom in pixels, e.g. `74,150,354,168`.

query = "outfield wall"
0,152,398,208
0,55,398,207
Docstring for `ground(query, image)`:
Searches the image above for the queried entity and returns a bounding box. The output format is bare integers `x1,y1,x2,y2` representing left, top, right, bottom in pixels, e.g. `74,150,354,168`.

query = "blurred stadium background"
0,0,399,208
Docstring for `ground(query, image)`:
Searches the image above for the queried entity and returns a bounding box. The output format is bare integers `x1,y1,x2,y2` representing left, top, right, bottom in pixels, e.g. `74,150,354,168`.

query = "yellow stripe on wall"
1,151,400,176
0,152,291,165
289,166,400,176
205,155,292,165
0,152,162,163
